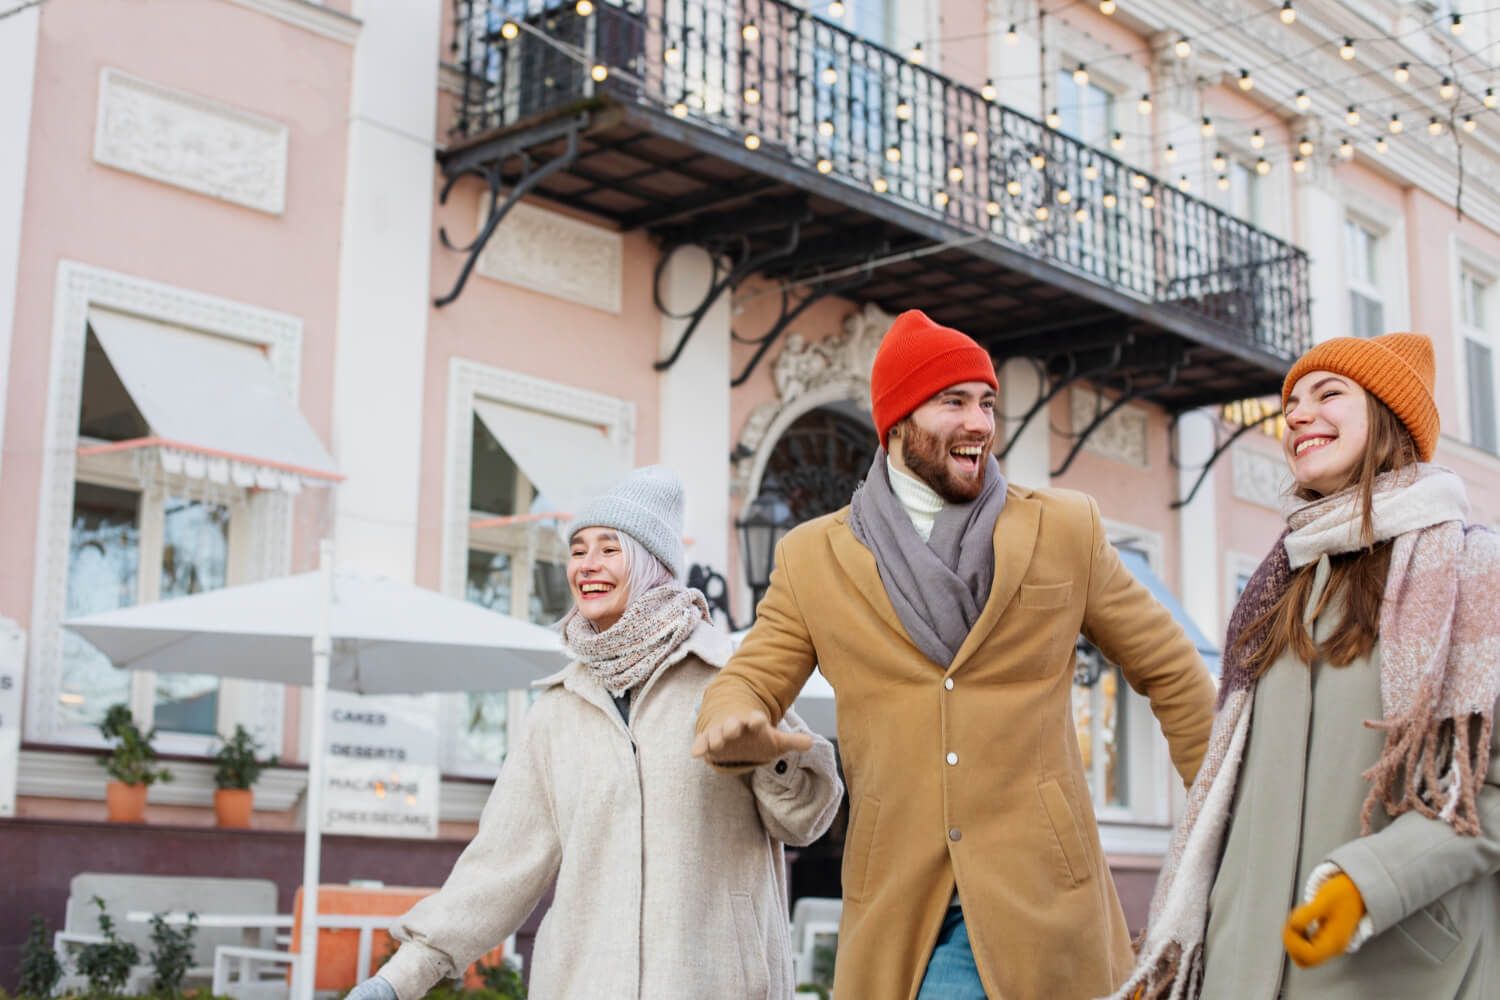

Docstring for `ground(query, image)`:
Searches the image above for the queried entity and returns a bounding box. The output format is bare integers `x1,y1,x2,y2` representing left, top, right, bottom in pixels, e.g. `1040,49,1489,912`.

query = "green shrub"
98,705,172,787
74,897,141,996
475,954,526,1000
147,913,197,997
211,725,277,790
19,913,63,998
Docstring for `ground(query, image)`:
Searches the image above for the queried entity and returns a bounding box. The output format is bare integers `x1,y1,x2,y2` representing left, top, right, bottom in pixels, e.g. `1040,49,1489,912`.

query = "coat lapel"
828,514,914,643
947,489,1042,674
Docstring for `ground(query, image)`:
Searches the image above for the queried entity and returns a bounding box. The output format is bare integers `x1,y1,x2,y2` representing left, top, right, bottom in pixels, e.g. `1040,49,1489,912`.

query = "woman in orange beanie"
1116,333,1500,1000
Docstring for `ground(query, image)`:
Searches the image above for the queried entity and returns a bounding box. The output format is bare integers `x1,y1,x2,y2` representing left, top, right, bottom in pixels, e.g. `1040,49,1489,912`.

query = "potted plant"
211,724,277,828
98,704,171,823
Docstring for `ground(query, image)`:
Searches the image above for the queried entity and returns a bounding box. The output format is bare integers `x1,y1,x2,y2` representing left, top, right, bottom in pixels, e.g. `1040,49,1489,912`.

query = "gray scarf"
847,448,1007,667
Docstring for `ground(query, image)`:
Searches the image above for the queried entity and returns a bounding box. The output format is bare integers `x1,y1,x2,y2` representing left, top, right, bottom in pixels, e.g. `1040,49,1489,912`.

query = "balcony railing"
450,0,1312,363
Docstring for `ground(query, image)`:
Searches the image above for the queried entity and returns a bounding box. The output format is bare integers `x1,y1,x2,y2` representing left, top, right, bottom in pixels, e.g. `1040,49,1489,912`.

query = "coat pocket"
1038,778,1093,887
1393,899,1461,965
841,795,881,904
1018,581,1073,609
729,891,771,999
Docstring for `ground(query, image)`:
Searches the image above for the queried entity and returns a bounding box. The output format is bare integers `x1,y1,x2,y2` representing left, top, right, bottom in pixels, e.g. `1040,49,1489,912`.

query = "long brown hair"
1233,391,1420,676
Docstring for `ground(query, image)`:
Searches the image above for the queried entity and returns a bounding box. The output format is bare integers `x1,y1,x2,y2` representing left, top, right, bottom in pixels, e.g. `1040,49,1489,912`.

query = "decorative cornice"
218,0,361,45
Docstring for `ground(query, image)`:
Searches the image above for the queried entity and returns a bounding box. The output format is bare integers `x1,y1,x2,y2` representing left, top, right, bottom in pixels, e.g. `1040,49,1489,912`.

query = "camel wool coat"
378,623,842,1000
697,485,1217,1000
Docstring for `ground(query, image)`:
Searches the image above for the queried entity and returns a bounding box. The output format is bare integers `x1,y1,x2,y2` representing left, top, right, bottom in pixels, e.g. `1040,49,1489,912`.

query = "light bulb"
1389,114,1403,134
745,133,761,150
664,45,681,66
1440,77,1456,100
1074,64,1090,86
829,1,845,17
817,158,833,174
1255,157,1271,175
1394,63,1410,84
742,23,760,42
1280,2,1296,25
743,86,760,104
1293,156,1307,173
590,63,609,82
1005,25,1018,46
1177,175,1191,192
886,145,902,162
1451,14,1465,36
949,166,965,182
821,67,838,85
872,177,888,193
1164,143,1177,162
1110,131,1125,150
1239,69,1255,91
1251,129,1265,149
963,129,980,147
1138,94,1153,115
1031,152,1047,170
1217,174,1231,190
1131,172,1148,189
1100,0,1117,14
1345,105,1360,126
1298,136,1314,156
1212,151,1227,171
934,190,949,207
1201,116,1215,137
909,43,925,65
1103,192,1118,208
1429,116,1445,136
1487,88,1498,109
986,200,1001,216
818,119,835,137
1464,115,1478,133
1006,179,1022,196
1084,163,1100,180
1295,90,1311,111
982,80,997,102
1143,193,1157,208
1057,188,1072,205
1035,205,1051,221
500,20,519,40
1074,206,1089,223
1376,137,1389,153
1046,108,1062,129
1338,139,1354,159
672,101,688,118
1340,37,1355,60
575,0,594,14
1175,37,1191,59
896,101,912,120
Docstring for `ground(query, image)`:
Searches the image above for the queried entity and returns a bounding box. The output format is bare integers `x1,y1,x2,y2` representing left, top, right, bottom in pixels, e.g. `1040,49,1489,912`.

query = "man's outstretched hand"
692,710,813,766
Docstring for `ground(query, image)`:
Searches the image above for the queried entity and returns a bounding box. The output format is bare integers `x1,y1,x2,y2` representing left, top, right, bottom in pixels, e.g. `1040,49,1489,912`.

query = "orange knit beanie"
870,310,998,443
1281,332,1439,461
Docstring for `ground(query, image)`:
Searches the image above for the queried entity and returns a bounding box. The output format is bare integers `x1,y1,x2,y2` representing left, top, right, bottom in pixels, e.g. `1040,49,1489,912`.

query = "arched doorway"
759,402,876,524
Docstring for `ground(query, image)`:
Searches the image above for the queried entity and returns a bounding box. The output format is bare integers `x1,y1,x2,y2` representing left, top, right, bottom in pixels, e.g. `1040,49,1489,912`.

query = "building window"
1461,270,1498,454
1345,219,1385,338
1226,158,1262,225
1055,70,1115,147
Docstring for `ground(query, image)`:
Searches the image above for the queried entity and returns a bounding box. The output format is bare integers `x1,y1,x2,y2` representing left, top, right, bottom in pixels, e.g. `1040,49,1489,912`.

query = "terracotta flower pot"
214,787,254,828
105,781,148,823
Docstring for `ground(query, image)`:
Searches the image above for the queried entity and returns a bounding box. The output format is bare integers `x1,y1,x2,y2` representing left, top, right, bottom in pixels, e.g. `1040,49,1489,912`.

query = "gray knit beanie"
566,465,686,578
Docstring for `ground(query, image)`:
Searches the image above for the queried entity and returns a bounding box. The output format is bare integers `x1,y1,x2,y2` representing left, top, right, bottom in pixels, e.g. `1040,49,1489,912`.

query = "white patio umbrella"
727,629,837,740
64,541,567,1000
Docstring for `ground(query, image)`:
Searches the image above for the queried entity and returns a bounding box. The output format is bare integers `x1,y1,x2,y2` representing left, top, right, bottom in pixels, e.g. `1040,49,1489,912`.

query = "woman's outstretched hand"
1282,872,1366,968
692,710,813,766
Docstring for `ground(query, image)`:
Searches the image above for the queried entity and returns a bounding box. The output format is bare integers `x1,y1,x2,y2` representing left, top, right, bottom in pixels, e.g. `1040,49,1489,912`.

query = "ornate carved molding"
1071,387,1150,468
1231,446,1289,510
29,262,302,746
474,200,623,314
94,69,290,215
732,303,890,497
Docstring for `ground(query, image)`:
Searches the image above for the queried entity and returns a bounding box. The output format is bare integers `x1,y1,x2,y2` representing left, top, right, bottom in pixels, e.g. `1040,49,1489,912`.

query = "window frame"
1344,216,1387,339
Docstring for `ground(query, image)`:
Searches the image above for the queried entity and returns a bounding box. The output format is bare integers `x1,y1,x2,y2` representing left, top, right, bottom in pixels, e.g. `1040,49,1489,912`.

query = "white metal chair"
790,896,842,991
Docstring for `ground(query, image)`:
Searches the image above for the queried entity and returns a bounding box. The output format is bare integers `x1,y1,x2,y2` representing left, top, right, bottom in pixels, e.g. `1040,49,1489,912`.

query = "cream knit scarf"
562,584,710,696
1112,465,1500,1000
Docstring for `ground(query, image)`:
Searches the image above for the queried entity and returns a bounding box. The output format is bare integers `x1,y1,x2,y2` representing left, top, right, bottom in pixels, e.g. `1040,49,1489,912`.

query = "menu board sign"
321,692,439,838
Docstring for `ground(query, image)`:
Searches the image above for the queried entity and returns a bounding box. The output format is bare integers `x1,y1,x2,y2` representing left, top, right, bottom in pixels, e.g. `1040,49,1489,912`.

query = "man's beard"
899,421,992,503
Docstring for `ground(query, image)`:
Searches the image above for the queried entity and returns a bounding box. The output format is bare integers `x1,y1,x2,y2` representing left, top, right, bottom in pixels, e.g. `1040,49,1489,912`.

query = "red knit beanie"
870,310,998,443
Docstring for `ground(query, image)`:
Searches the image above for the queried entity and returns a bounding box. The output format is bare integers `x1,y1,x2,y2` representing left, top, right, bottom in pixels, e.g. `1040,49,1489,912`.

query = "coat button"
774,760,788,775
946,752,959,766
944,678,954,690
948,827,962,842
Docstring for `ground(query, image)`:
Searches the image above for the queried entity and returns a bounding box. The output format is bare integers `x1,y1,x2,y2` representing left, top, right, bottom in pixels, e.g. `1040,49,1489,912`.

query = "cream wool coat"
377,622,842,1000
697,485,1217,1000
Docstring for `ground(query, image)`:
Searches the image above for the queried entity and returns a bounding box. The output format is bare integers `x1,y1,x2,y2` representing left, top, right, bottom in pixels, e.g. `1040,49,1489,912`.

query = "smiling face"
568,527,632,631
1283,370,1372,497
888,380,997,502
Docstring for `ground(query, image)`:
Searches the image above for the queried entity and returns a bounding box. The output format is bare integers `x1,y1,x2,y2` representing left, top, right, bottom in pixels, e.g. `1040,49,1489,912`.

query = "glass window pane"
60,483,140,731
1073,662,1126,808
1351,291,1384,339
466,549,514,611
461,549,516,769
530,559,572,625
153,498,230,736
1467,338,1497,454
471,417,521,517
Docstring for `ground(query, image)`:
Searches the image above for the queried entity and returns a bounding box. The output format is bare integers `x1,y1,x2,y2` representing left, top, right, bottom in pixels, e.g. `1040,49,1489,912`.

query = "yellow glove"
1282,872,1366,968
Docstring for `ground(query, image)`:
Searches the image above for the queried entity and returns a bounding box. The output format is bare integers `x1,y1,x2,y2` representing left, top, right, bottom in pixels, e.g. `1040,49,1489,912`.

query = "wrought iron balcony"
443,0,1312,411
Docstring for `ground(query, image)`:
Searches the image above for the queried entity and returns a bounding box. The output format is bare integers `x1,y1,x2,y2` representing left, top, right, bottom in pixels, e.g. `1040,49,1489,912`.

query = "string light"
1110,131,1125,150
949,165,965,182
934,190,949,207
821,67,838,85
1389,114,1404,134
1251,129,1265,150
1138,93,1153,115
886,145,902,162
1375,136,1389,153
1394,63,1410,84
1131,173,1148,190
1238,69,1255,92
1005,24,1019,45
1074,205,1089,223
590,63,609,82
1100,0,1117,14
986,200,1001,216
1164,143,1178,162
1293,156,1307,173
1451,13,1465,36
982,79,997,101
1217,174,1231,191
745,133,761,150
818,119,835,137
1213,150,1227,172
1345,105,1360,126
895,100,912,120
1338,138,1354,159
1035,205,1051,220
817,158,833,174
909,43,925,65
1074,64,1090,86
1084,163,1100,181
1142,192,1157,208
1298,135,1314,156
743,86,761,104
1046,108,1062,128
1487,88,1498,110
1339,37,1356,60
1057,188,1073,204
499,20,519,39
1031,152,1047,170
1464,115,1478,133
664,44,681,65
1007,179,1023,195
963,128,980,147
1201,116,1215,137
1103,192,1118,209
672,101,688,118
828,0,845,16
1174,37,1192,58
1429,116,1445,136
575,0,594,14
742,23,760,42
1440,77,1456,101
1295,90,1311,111
1256,157,1271,175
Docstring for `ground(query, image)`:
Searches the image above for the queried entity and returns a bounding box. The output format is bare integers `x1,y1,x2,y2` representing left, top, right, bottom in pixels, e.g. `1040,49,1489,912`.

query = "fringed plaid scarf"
1112,465,1500,1000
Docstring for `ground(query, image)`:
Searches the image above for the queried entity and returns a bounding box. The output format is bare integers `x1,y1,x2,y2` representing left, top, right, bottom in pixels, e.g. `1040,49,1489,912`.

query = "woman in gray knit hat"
347,465,843,1000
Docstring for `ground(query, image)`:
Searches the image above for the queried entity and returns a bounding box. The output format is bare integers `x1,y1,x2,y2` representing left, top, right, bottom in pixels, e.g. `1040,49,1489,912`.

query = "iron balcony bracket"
1051,347,1183,478
1169,407,1283,509
997,342,1127,461
433,120,584,308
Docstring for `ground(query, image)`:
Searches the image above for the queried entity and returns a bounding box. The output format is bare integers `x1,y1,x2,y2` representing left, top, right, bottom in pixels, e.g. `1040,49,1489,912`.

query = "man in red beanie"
693,310,1216,999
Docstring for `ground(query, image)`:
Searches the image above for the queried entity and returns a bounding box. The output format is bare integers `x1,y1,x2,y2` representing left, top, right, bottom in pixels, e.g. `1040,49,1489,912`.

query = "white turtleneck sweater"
887,457,944,541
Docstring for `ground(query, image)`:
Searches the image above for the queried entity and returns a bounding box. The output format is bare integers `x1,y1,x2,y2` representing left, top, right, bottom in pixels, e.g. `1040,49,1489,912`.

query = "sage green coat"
1202,554,1500,999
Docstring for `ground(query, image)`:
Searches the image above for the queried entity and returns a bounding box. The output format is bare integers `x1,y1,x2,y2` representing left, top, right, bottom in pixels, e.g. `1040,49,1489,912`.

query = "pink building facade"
3,0,1500,968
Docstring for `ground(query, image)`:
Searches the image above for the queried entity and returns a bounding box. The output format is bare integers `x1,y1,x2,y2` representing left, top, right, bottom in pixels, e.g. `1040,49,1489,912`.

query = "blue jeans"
916,905,987,999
